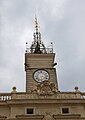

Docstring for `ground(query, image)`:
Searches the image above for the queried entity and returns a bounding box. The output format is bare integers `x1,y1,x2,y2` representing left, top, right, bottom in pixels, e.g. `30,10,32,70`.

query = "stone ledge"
16,115,44,119
53,114,85,119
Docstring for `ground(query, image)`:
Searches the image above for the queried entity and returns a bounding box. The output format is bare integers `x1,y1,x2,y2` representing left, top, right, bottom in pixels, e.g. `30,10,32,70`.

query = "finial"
11,86,17,93
35,15,39,33
75,86,80,92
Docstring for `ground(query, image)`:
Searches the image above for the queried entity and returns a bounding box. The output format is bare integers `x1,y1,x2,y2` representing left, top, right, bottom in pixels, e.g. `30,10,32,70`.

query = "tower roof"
26,17,53,54
30,16,46,54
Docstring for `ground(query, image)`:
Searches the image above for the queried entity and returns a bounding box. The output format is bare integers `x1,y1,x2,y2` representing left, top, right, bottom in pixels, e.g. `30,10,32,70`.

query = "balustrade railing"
25,48,53,53
0,93,11,101
81,92,85,99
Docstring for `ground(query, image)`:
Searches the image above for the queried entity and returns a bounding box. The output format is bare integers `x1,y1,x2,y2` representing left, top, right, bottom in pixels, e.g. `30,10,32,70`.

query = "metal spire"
33,16,41,43
28,16,47,54
35,16,39,33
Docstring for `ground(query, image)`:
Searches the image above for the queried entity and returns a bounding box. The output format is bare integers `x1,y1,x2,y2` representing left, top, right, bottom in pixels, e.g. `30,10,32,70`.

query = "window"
26,108,33,114
62,108,69,114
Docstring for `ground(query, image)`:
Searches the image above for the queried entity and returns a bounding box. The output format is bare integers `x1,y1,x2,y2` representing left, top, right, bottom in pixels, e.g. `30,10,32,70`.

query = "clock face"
34,70,49,83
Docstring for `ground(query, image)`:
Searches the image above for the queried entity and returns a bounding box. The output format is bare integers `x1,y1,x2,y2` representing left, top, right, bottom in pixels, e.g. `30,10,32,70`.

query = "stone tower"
25,17,58,93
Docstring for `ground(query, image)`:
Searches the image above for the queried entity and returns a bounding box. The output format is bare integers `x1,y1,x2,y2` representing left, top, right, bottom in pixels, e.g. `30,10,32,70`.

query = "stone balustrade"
0,93,11,101
81,92,85,99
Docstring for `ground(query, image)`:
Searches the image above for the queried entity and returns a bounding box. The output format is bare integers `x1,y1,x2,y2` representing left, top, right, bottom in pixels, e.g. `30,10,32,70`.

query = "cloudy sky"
0,0,85,92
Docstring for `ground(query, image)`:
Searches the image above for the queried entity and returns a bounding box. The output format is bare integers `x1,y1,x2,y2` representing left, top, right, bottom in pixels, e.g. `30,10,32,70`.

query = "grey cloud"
0,0,85,92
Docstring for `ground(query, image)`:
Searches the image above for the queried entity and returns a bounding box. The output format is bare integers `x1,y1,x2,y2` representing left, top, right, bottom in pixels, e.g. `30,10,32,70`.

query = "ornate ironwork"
26,16,53,54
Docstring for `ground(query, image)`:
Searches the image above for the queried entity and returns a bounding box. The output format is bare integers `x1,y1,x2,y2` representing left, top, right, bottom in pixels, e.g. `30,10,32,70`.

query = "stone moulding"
53,114,85,120
16,115,44,119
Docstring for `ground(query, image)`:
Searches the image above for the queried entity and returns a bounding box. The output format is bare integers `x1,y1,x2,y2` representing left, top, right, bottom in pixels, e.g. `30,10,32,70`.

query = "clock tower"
0,17,85,120
25,17,58,93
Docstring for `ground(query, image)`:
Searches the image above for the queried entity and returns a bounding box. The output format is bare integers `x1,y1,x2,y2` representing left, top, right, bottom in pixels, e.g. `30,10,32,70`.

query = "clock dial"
34,70,49,82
